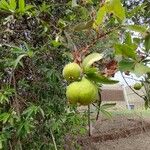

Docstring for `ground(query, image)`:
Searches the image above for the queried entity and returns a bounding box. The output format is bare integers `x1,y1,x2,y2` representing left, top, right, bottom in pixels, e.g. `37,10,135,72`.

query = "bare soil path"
78,113,150,150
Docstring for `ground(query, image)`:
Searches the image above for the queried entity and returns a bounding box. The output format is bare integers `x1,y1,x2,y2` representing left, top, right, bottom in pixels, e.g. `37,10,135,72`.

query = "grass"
111,109,150,117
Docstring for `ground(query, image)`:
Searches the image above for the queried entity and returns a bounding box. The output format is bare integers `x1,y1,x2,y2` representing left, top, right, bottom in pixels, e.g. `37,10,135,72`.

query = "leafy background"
0,0,149,149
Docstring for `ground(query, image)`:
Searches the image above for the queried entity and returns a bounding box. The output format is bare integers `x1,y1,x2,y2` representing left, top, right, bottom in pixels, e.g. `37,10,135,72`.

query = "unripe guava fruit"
78,78,99,105
66,77,99,105
66,82,80,104
133,83,142,90
63,63,82,81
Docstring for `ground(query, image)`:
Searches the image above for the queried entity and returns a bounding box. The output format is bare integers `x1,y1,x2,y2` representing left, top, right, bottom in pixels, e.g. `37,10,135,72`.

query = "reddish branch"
73,25,122,64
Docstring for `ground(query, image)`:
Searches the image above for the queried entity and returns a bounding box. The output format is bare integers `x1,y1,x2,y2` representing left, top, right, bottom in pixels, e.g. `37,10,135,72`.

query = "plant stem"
88,105,91,136
96,90,102,120
50,128,58,150
12,72,22,149
85,25,122,50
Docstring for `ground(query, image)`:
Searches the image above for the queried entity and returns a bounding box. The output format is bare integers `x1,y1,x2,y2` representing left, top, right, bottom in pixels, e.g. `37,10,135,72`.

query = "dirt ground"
65,98,150,150
78,114,150,150
65,111,150,150
92,132,150,150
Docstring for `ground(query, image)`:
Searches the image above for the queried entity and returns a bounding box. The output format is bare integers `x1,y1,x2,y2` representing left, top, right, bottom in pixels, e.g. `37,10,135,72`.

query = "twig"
121,72,144,99
9,141,13,150
12,72,23,150
18,139,23,150
12,73,20,116
85,25,122,50
123,76,146,83
96,90,102,120
88,105,91,136
50,128,58,150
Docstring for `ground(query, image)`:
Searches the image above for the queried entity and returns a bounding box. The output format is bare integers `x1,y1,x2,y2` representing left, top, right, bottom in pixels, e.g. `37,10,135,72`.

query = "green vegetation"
0,0,149,149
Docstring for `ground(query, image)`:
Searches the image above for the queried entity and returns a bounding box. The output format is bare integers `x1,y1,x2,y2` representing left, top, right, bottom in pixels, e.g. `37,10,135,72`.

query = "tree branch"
121,72,144,99
85,25,122,50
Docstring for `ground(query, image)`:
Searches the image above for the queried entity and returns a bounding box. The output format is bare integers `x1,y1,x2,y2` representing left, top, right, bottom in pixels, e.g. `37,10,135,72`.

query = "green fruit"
133,83,142,90
66,82,80,104
66,77,99,105
78,78,99,105
63,63,82,81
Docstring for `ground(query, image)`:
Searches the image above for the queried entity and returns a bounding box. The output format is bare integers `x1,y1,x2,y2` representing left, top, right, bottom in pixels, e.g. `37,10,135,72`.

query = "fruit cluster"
63,62,99,105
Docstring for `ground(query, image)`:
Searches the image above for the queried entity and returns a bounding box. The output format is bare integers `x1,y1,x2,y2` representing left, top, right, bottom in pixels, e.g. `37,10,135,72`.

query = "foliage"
0,0,34,15
0,0,149,149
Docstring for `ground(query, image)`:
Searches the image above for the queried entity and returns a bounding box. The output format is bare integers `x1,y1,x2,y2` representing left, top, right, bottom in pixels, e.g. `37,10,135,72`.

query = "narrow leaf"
19,0,25,13
82,53,103,69
101,109,112,118
101,103,116,109
128,4,146,18
93,5,106,28
86,73,119,84
84,67,98,74
124,32,132,45
125,25,147,33
0,0,9,10
0,113,10,124
144,33,150,52
64,31,76,51
134,63,150,76
25,5,34,11
14,54,27,69
74,19,94,31
9,0,16,11
106,0,126,21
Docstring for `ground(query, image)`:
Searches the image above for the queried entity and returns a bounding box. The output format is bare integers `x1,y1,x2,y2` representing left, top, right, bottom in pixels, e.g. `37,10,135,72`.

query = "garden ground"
65,98,150,150
79,112,150,150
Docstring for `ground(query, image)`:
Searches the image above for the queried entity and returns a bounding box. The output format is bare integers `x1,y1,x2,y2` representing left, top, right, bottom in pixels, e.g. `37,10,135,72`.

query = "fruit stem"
88,105,91,136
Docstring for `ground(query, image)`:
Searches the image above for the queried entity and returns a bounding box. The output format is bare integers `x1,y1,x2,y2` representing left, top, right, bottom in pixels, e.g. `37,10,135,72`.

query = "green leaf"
14,54,27,69
9,0,16,11
84,67,98,74
25,5,34,11
82,53,103,69
114,43,137,59
106,0,126,21
101,103,116,109
134,63,150,76
127,4,146,18
74,19,94,31
119,59,135,72
93,5,106,29
125,25,147,33
64,31,76,51
144,33,150,52
0,0,9,10
86,73,119,84
23,105,39,119
124,32,132,45
0,113,10,124
18,0,25,13
51,40,62,48
100,109,112,118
